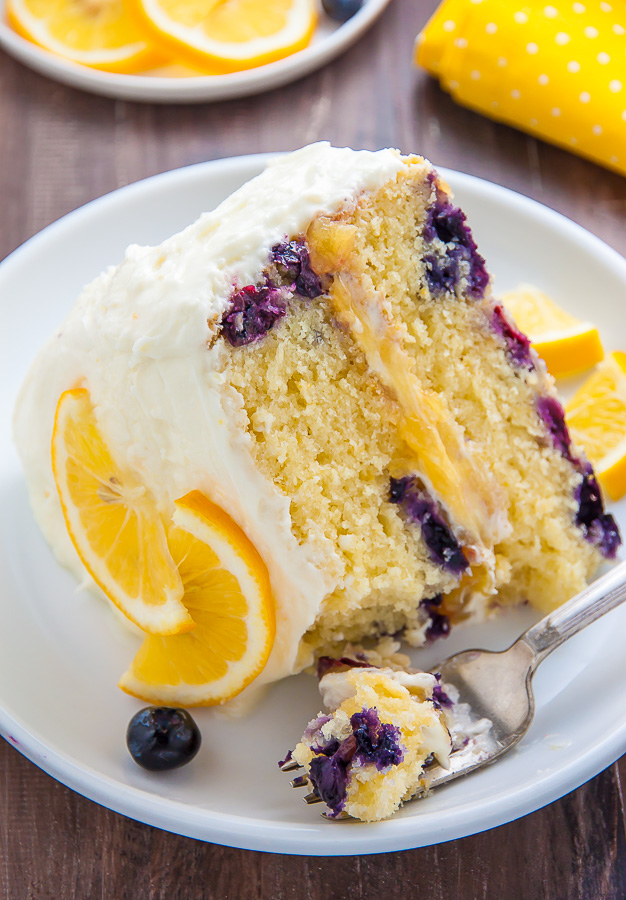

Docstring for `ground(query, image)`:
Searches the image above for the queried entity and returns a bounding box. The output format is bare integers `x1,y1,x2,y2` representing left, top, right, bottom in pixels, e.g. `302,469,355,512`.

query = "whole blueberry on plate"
322,0,365,22
126,707,201,771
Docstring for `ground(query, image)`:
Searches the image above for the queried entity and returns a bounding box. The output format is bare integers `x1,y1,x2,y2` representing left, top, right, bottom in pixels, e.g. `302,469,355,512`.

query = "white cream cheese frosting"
13,143,407,697
319,668,439,712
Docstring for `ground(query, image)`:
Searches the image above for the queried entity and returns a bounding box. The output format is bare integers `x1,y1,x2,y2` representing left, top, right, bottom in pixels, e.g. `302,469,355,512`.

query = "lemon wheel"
130,0,317,72
119,491,276,706
51,388,192,635
503,284,604,379
566,352,626,501
8,0,163,72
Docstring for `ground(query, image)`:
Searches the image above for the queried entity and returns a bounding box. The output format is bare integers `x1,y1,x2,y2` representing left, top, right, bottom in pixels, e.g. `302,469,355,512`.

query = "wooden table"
1,0,625,895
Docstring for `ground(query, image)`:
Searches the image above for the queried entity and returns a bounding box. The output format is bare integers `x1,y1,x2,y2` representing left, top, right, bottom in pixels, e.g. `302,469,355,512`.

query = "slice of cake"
13,143,620,707
286,658,493,821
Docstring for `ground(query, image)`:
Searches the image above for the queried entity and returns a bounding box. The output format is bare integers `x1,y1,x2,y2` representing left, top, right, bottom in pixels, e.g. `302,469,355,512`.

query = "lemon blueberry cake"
13,143,620,709
286,656,493,821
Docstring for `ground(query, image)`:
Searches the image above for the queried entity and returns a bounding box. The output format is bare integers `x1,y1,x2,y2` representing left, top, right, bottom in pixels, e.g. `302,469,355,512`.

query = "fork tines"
290,774,309,788
278,754,302,772
280,751,356,819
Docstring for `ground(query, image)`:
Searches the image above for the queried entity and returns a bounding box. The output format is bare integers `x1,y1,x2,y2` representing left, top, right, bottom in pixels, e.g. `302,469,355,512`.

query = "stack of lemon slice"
52,388,275,705
7,0,318,74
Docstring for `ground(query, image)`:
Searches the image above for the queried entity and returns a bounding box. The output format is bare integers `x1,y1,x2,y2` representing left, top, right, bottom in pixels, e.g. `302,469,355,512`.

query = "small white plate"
1,154,625,855
0,0,391,103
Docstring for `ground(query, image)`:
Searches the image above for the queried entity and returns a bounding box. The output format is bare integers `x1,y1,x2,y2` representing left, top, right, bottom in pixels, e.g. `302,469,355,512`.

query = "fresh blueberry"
126,707,201,772
322,0,364,22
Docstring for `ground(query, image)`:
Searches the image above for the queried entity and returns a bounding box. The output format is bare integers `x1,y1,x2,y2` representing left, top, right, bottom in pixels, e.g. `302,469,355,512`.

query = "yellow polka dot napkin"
415,0,626,175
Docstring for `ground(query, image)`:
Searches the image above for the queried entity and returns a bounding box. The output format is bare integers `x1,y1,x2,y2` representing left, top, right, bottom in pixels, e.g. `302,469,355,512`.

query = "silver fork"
281,558,626,816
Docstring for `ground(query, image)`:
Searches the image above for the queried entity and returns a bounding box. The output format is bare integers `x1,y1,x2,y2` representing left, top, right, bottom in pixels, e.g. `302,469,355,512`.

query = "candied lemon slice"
7,0,162,72
119,491,275,706
51,388,191,635
503,284,603,379
566,352,626,501
130,0,317,72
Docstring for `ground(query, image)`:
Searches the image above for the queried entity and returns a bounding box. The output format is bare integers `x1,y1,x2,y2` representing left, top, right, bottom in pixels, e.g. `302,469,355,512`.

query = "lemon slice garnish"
119,491,275,706
8,0,162,72
130,0,317,72
52,388,192,635
566,352,626,501
503,284,604,379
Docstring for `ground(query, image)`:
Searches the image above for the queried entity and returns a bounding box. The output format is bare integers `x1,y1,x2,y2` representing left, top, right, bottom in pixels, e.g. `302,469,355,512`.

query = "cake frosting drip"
13,143,406,696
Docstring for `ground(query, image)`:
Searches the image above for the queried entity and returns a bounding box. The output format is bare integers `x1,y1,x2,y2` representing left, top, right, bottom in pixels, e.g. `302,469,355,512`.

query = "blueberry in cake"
14,143,620,709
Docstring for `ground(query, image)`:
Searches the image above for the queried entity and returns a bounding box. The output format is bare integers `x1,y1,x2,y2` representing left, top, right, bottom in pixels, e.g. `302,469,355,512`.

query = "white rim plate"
0,0,391,102
1,153,625,855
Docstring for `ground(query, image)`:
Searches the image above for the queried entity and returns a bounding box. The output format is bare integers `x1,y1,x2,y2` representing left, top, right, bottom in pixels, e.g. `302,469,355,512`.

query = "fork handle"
522,558,626,667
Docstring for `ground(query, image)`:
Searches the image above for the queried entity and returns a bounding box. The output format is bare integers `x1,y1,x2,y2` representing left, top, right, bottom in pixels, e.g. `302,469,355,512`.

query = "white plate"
1,154,625,855
0,0,390,103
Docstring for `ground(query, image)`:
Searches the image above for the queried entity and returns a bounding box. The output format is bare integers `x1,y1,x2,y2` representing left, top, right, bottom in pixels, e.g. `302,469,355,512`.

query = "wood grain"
1,0,625,895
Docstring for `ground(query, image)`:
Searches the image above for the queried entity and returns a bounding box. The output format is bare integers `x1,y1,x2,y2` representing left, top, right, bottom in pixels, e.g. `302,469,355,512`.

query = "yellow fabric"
415,0,626,175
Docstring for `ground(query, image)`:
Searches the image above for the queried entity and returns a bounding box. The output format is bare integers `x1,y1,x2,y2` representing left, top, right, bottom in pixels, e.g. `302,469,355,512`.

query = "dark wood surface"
1,0,626,896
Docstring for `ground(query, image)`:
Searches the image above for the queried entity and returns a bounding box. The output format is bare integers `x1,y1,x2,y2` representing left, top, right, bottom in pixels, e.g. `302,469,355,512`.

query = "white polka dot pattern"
414,0,626,175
